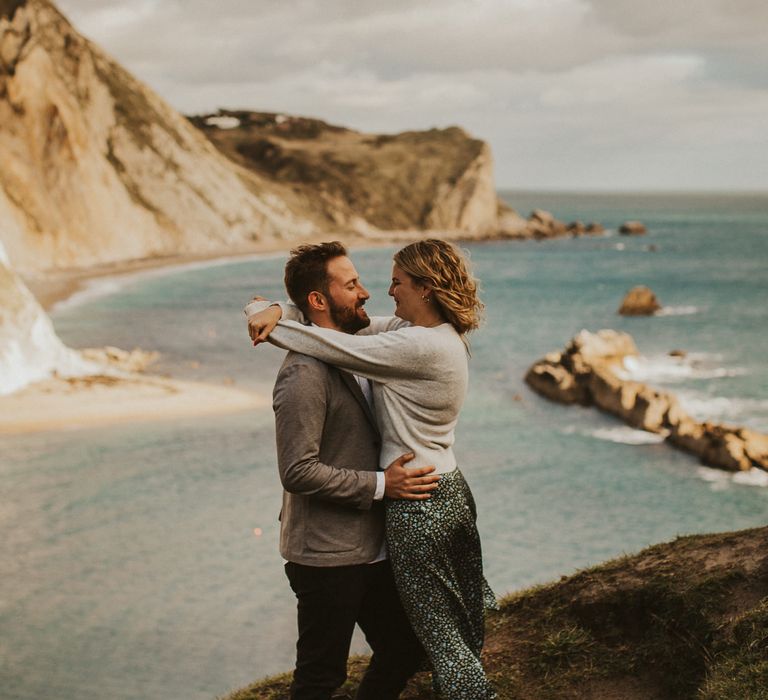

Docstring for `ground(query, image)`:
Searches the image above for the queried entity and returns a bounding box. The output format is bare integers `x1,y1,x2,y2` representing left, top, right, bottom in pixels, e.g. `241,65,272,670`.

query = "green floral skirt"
386,467,497,700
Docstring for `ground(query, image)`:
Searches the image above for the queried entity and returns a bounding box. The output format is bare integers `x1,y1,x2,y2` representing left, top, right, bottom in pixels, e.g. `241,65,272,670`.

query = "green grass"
222,527,768,700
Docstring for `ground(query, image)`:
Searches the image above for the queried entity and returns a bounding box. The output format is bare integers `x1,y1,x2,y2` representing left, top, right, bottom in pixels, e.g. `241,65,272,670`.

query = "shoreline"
0,374,269,436
22,229,531,312
22,241,302,311
7,232,416,436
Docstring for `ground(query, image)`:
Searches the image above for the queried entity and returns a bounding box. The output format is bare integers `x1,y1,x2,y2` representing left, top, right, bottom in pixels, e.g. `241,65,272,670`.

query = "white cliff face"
0,241,99,394
424,141,499,236
0,0,313,274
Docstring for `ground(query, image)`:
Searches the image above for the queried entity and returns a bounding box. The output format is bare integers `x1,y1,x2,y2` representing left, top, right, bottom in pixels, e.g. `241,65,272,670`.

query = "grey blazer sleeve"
273,361,377,510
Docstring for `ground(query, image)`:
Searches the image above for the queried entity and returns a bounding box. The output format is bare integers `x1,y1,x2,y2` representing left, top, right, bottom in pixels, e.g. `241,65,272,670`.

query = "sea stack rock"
619,286,661,316
523,209,568,239
619,221,647,235
526,330,768,473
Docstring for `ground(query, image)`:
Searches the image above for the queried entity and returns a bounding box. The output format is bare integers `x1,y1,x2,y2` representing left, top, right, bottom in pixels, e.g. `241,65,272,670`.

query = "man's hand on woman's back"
384,453,440,500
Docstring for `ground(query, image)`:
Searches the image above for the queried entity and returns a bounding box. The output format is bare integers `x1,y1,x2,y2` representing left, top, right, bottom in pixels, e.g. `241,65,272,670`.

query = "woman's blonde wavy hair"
393,239,484,335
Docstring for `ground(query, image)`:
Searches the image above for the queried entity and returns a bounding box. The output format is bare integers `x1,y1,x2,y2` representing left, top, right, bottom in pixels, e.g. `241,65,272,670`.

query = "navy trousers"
285,559,424,700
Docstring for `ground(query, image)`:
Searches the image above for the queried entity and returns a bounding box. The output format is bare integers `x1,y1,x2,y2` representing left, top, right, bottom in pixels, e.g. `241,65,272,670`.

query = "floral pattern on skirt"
386,467,497,700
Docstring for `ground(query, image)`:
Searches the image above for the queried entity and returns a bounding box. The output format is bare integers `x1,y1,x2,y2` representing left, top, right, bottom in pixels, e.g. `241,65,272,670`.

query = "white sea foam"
52,251,287,313
676,391,768,429
732,469,768,488
590,426,667,445
52,277,132,312
562,424,666,445
617,353,747,384
697,466,768,489
656,305,701,316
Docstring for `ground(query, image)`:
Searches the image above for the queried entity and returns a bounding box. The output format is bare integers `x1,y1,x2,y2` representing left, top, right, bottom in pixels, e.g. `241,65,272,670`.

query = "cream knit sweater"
248,302,468,475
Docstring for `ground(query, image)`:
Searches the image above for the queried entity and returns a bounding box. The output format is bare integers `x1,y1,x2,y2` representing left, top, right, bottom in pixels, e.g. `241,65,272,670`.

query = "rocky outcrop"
497,205,603,241
619,286,661,315
190,111,500,237
0,1,314,274
80,345,158,373
565,220,605,236
668,419,768,472
619,221,647,235
525,330,768,472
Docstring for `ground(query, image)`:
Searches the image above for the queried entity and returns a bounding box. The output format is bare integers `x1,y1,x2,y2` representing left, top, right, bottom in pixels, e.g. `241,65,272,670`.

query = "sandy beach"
0,373,268,435
6,242,307,436
6,231,440,436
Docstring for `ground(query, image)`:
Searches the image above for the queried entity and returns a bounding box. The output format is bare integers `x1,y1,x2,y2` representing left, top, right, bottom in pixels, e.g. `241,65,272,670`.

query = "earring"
422,295,431,303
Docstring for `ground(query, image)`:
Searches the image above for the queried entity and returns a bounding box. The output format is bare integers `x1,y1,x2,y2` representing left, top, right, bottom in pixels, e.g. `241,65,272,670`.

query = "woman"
248,239,496,699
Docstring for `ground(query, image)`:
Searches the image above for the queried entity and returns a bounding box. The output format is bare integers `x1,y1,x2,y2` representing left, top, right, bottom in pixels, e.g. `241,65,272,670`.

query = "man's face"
324,256,371,334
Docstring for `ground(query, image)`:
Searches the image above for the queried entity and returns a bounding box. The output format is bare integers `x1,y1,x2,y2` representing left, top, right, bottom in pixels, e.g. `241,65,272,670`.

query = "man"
247,242,439,700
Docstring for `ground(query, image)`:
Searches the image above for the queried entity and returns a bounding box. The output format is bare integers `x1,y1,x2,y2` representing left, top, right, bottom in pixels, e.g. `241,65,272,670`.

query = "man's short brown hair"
284,241,348,316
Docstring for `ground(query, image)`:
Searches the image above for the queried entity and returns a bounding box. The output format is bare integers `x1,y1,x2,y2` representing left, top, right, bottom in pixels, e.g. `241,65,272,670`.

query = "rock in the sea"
570,329,639,366
81,346,159,373
525,210,568,239
567,221,586,236
619,221,647,235
525,330,768,473
524,358,589,405
619,286,661,316
586,222,605,235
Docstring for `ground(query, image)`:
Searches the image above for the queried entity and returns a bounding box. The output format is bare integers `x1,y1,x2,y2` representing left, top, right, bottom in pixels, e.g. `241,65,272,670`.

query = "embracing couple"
245,239,496,700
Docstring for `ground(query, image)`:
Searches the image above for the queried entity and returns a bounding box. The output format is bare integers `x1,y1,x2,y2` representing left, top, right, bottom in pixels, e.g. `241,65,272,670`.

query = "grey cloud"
53,0,768,189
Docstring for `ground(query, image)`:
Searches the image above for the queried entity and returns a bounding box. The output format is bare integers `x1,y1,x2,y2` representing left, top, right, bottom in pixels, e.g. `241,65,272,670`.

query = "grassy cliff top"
222,526,768,700
189,110,488,232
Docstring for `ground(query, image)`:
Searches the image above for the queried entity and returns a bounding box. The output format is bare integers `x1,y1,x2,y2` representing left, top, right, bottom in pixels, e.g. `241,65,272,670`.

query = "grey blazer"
273,351,384,566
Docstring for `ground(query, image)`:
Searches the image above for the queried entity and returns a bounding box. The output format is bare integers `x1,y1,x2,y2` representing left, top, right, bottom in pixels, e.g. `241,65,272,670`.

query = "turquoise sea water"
2,192,767,699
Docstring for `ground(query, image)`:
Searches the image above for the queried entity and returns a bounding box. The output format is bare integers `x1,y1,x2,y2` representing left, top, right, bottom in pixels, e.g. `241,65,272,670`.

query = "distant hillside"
223,526,768,700
189,110,500,236
0,0,313,274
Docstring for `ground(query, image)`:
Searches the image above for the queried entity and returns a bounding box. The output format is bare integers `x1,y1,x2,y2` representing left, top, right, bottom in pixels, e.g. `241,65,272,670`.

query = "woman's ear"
307,291,326,312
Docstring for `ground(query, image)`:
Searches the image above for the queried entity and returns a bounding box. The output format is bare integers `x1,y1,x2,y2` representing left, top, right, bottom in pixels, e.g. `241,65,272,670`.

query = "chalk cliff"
0,0,314,274
0,239,97,393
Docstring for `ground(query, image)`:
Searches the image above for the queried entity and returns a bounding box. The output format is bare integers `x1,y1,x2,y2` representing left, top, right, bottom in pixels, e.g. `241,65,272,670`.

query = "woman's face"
388,264,425,322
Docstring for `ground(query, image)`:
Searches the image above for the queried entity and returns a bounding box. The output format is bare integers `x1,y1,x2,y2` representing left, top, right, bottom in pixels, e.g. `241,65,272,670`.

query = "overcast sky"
56,0,768,191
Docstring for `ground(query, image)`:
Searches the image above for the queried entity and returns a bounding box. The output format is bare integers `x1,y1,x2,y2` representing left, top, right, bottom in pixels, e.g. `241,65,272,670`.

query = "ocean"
2,192,767,699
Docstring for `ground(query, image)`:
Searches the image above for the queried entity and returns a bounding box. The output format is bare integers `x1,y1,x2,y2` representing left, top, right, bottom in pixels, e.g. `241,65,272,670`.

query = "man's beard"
328,297,370,334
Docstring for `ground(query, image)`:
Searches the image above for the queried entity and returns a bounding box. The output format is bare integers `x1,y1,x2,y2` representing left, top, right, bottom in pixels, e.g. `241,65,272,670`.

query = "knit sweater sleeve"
359,316,412,334
244,300,409,334
267,321,438,383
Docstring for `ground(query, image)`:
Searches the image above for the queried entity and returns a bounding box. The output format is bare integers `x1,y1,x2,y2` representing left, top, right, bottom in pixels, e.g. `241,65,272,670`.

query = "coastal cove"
2,192,767,700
